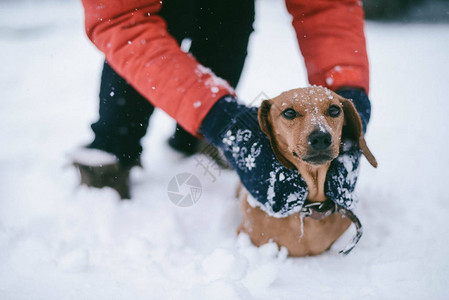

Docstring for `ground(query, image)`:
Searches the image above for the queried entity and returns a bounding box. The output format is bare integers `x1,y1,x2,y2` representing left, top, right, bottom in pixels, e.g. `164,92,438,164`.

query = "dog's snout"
308,130,332,151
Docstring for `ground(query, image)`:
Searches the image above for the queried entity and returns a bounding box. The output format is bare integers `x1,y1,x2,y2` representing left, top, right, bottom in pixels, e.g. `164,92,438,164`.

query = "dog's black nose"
308,130,332,150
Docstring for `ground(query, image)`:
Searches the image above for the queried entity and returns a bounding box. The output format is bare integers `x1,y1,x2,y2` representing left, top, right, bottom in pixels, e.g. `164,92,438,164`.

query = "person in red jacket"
74,0,372,217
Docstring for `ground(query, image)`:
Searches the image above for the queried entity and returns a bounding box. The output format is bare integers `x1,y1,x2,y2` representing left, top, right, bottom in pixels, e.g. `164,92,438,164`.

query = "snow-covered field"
1,1,449,299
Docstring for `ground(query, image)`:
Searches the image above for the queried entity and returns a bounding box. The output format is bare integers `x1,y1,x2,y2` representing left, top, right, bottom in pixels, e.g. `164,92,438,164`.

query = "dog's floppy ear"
258,100,296,169
258,100,272,138
339,97,378,168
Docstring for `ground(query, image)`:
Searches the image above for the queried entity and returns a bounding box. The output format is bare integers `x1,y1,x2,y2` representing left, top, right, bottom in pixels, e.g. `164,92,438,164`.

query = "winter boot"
71,148,138,199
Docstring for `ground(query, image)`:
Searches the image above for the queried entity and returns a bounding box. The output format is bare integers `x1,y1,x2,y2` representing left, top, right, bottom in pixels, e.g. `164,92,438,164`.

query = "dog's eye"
281,108,298,120
328,105,341,118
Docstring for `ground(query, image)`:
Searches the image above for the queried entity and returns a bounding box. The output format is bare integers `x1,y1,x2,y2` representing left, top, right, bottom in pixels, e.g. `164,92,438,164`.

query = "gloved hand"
336,88,371,134
201,89,371,217
325,88,372,209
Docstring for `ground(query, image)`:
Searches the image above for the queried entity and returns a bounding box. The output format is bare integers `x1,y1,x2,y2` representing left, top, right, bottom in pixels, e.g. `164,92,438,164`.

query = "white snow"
70,148,118,166
1,0,449,299
195,64,235,94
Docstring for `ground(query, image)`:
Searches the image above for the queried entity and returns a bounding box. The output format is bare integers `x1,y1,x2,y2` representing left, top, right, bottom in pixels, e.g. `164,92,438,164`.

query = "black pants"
89,0,255,166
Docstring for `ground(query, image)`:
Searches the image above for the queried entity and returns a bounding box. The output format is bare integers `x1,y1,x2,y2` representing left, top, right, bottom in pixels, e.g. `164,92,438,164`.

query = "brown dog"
237,86,377,256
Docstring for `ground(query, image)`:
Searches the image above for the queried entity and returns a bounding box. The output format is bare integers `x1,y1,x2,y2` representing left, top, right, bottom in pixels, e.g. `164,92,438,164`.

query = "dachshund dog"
238,86,377,256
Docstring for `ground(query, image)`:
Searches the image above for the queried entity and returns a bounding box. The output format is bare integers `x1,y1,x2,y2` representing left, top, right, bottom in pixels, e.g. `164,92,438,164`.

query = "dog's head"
258,86,377,169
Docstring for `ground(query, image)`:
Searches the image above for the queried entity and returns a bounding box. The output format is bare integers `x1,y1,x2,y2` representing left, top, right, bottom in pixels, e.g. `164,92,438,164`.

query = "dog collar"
300,199,363,255
301,199,337,220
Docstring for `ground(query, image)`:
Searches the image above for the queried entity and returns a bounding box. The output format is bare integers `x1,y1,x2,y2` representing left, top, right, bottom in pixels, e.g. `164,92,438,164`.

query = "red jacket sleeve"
81,0,234,136
285,0,369,93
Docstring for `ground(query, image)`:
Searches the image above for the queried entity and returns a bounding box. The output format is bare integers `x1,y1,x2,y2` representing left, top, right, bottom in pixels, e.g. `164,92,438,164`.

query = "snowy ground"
1,1,449,299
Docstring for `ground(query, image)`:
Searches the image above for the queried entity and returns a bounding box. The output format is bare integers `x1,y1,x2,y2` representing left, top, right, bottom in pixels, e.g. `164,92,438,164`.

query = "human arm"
81,0,233,135
285,0,369,94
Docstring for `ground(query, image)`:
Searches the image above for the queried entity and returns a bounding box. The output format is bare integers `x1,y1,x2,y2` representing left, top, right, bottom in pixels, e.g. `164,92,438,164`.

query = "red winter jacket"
81,0,369,136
